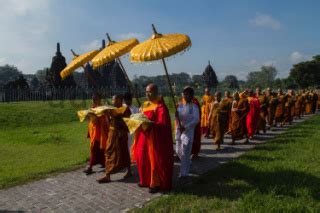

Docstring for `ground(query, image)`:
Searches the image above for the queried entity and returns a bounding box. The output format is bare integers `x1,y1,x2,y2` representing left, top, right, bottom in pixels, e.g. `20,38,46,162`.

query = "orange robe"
246,96,260,137
200,95,214,135
231,98,249,140
133,99,174,191
105,107,131,174
209,99,231,145
87,106,109,167
267,94,278,127
295,94,304,118
275,94,287,124
257,94,267,132
305,93,313,114
283,95,295,125
224,96,234,133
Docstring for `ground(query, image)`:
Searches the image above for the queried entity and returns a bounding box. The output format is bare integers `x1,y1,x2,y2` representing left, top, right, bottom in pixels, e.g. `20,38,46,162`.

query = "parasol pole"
151,24,182,128
106,33,141,107
70,49,111,103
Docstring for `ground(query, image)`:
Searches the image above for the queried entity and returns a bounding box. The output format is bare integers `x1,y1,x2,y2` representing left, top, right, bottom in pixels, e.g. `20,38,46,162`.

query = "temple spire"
56,43,61,56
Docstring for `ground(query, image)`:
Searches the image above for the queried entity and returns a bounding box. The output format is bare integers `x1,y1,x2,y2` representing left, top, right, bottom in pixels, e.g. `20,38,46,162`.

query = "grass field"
135,115,320,212
0,97,177,189
0,100,94,189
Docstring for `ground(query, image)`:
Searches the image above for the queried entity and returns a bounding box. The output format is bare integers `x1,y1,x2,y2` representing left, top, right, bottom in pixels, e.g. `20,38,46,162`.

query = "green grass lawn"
135,115,320,212
0,100,94,189
0,97,177,189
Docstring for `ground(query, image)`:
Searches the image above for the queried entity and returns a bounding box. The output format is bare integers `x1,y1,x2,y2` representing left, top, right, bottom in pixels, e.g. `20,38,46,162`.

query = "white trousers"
176,131,194,177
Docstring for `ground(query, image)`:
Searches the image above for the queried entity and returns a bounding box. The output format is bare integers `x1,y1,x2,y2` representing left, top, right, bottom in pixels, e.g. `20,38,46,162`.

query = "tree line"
0,54,319,93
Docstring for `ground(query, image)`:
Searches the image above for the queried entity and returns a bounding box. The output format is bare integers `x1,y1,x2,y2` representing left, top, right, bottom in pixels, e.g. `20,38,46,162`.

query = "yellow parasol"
130,24,191,126
60,49,100,79
91,33,141,106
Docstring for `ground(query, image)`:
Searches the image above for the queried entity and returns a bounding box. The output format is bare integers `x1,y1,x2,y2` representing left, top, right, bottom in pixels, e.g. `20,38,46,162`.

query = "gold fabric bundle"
123,113,152,134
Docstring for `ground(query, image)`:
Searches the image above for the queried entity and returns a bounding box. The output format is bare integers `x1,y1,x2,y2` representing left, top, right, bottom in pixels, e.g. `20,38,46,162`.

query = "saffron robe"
209,99,231,145
105,107,131,174
267,94,278,127
133,99,174,191
246,96,261,137
231,98,249,140
200,94,214,134
87,105,109,167
257,94,267,132
275,94,287,123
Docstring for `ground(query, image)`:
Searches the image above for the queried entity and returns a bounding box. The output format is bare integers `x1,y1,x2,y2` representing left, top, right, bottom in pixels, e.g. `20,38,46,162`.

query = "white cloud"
250,13,281,30
0,0,52,74
80,40,101,52
0,0,50,16
117,32,146,41
290,51,305,63
246,59,276,70
0,57,6,65
262,60,276,66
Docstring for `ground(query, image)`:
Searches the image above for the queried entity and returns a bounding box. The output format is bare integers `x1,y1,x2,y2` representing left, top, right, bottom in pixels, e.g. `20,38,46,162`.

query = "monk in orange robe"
305,91,313,115
266,88,278,129
275,89,287,127
246,90,260,139
295,91,304,119
84,93,109,175
97,95,132,183
317,91,320,111
230,92,249,144
208,91,232,150
224,90,233,133
256,88,267,134
133,84,174,193
200,88,214,137
312,90,318,114
283,90,295,125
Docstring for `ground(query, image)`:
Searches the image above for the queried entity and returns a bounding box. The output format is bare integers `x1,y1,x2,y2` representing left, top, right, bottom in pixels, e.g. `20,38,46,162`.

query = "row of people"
83,84,319,193
201,88,319,150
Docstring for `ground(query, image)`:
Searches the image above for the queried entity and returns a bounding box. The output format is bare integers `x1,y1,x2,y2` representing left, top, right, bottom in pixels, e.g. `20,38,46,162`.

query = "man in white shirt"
175,87,200,178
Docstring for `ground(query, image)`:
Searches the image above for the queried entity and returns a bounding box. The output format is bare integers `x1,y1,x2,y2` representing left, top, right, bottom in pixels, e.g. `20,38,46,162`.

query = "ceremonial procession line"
0,114,313,212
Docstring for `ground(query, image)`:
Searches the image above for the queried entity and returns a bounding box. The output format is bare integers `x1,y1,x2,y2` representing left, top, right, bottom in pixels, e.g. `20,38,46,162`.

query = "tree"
289,55,320,88
30,77,40,89
202,61,218,89
192,74,203,88
223,75,239,89
246,65,277,88
4,75,29,89
35,68,49,86
0,65,22,86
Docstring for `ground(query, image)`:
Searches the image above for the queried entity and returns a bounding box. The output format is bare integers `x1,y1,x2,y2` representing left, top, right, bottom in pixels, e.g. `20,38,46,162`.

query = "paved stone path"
0,115,313,212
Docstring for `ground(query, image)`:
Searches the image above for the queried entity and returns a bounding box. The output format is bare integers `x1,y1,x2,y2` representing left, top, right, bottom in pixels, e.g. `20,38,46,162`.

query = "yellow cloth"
77,105,117,122
123,113,152,134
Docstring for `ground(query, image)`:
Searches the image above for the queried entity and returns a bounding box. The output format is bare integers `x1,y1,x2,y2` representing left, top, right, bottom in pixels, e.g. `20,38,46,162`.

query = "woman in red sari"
133,84,174,193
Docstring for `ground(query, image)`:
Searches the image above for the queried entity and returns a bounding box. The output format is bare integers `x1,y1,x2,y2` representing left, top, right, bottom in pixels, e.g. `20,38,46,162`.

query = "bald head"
146,83,158,101
215,91,222,102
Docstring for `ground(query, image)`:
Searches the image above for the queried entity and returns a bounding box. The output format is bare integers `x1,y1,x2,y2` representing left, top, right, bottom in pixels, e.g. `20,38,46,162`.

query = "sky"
0,0,319,80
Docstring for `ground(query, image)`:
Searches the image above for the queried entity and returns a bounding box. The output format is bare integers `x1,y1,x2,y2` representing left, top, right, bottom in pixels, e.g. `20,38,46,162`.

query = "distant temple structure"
46,43,76,88
85,40,128,89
